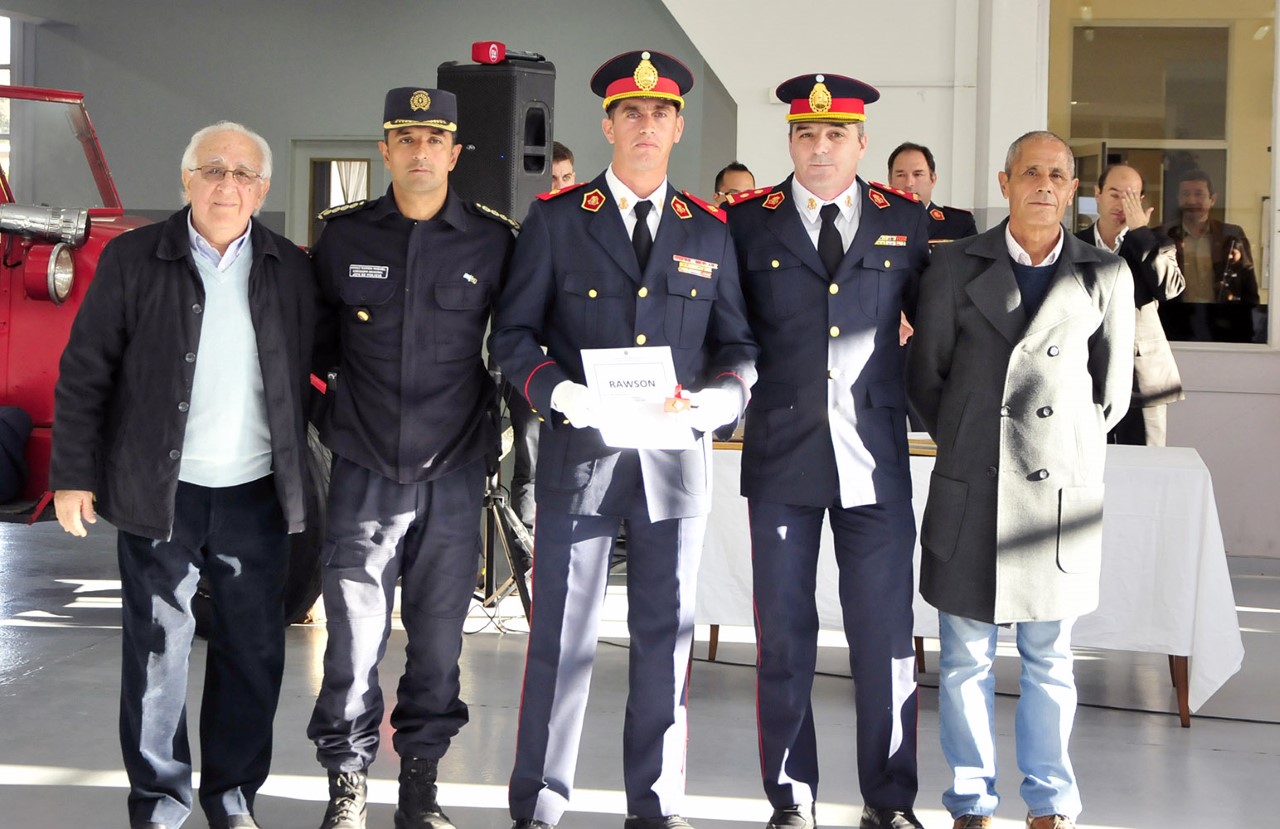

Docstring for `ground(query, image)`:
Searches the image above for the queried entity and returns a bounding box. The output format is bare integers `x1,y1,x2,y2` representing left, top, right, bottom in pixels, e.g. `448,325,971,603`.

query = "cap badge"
410,90,432,112
634,53,659,92
809,80,833,114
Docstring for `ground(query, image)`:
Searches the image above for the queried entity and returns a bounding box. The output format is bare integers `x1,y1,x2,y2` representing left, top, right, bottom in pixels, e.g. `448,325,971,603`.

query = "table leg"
914,636,926,673
708,624,720,662
1170,654,1191,728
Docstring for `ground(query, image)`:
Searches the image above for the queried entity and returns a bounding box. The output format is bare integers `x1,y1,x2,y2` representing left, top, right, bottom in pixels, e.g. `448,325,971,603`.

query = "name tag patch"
874,235,908,247
673,254,718,278
349,264,389,279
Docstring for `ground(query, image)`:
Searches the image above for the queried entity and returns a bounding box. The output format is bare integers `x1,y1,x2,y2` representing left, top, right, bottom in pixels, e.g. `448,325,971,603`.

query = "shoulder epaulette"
680,190,726,223
470,201,520,231
317,199,373,221
868,181,920,203
536,182,588,201
724,186,774,207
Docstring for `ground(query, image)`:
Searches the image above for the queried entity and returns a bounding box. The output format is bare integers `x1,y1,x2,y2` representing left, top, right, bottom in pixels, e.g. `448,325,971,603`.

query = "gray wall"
5,0,735,241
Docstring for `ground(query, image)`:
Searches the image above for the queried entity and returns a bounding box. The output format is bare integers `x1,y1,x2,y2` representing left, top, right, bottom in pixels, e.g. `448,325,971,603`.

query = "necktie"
818,202,844,277
633,200,653,271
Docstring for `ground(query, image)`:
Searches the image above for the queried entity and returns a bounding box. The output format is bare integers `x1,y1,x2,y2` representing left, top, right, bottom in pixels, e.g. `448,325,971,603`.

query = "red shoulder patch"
680,190,727,223
724,186,773,207
868,181,920,202
536,181,588,201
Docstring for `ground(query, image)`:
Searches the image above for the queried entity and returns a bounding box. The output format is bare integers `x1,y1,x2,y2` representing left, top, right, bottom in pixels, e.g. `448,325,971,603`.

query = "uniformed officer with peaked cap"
307,86,516,829
490,49,757,829
724,73,929,829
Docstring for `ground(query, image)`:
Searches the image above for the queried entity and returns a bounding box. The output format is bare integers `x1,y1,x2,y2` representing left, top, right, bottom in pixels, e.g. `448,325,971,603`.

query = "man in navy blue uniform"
724,74,929,829
306,87,517,829
489,50,757,829
889,142,977,245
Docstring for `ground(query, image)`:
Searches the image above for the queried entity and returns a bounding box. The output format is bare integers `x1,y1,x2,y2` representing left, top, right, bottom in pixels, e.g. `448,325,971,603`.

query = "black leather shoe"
624,817,695,829
860,807,924,829
766,804,815,829
511,821,555,829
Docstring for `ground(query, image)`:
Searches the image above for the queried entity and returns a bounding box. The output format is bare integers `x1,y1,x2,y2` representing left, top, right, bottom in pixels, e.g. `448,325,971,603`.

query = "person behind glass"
712,160,755,207
552,140,576,189
50,122,316,829
1075,163,1184,446
888,141,977,244
907,131,1135,829
1162,168,1259,341
306,87,517,829
489,49,757,829
723,74,929,829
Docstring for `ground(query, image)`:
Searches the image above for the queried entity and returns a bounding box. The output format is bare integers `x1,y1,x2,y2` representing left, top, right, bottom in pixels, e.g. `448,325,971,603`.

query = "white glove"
551,380,599,429
687,387,741,433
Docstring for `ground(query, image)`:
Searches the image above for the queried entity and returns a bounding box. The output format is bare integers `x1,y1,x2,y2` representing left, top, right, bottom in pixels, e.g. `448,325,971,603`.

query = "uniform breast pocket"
433,282,493,361
857,249,911,320
746,247,806,318
562,272,627,346
339,272,402,357
663,271,717,348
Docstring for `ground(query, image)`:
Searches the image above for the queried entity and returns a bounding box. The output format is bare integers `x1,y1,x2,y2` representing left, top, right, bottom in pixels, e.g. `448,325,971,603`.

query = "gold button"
588,288,598,298
356,309,370,322
638,287,649,298
771,259,780,268
884,259,892,268
690,288,697,298
636,333,647,345
829,284,839,295
538,417,546,422
829,326,840,337
828,368,841,379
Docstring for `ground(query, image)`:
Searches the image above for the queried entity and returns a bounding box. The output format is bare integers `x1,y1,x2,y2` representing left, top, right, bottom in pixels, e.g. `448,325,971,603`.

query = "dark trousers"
308,456,485,771
748,497,919,811
117,475,287,828
509,505,705,825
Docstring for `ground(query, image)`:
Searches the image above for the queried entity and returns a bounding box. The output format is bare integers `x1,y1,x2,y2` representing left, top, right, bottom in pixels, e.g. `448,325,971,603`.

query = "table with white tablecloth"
696,444,1244,724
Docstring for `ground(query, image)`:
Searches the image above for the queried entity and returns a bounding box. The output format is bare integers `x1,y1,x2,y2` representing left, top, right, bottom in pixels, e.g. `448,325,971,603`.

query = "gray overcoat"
907,222,1135,623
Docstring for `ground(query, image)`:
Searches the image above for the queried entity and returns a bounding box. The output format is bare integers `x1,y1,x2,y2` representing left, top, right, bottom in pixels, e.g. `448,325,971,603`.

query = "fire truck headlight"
47,242,76,304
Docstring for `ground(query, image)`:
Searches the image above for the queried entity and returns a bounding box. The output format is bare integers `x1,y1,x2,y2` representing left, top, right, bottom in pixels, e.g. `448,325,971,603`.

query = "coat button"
1047,345,1060,356
690,288,697,297
184,352,196,363
355,308,370,322
1038,406,1054,417
638,287,649,298
987,466,998,478
1031,469,1050,480
999,405,1010,417
177,402,189,412
192,303,203,314
829,283,839,294
884,259,892,268
636,333,647,345
771,259,780,268
588,288,598,298
169,450,181,460
828,368,841,379
829,326,840,337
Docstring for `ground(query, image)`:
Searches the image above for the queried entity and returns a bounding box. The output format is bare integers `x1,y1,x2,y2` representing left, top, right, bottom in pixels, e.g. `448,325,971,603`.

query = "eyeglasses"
188,165,265,186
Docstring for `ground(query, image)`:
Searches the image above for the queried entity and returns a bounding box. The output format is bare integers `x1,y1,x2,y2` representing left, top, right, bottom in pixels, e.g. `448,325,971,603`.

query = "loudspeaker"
437,60,556,222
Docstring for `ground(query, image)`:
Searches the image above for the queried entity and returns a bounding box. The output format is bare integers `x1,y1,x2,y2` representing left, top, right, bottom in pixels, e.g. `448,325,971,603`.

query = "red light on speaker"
472,41,507,64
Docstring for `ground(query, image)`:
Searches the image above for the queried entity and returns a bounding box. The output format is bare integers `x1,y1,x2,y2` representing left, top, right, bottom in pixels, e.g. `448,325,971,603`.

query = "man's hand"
687,388,740,433
1121,187,1154,231
550,381,599,429
899,311,915,346
54,490,98,537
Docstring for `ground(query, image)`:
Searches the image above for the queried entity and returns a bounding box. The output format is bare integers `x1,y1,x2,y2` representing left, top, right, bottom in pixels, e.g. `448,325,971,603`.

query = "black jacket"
50,208,317,539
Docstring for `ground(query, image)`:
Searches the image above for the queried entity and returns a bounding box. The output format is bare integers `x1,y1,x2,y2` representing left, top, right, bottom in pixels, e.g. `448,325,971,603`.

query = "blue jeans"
937,612,1081,820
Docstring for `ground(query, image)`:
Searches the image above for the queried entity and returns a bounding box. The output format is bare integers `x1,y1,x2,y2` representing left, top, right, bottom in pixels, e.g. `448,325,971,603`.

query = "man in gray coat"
907,131,1134,829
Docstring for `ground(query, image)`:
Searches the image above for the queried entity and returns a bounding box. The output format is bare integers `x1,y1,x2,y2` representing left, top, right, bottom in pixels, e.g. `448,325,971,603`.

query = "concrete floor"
1,520,1277,828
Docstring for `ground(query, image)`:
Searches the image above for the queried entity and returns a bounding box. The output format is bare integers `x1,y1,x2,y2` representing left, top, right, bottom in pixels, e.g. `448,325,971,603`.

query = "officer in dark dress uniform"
888,141,977,245
489,50,757,829
725,75,929,829
307,87,517,829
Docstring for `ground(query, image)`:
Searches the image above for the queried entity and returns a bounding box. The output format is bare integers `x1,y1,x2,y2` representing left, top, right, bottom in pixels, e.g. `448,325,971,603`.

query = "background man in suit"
907,131,1134,829
489,49,757,829
1076,163,1184,446
51,122,315,829
725,73,929,829
888,141,977,244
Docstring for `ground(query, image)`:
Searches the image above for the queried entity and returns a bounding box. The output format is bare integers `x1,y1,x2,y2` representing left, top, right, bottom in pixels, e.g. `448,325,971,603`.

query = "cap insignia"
809,81,833,114
634,55,659,92
410,90,431,112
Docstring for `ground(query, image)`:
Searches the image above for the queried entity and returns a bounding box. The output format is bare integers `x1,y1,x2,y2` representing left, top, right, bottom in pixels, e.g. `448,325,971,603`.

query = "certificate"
580,346,695,450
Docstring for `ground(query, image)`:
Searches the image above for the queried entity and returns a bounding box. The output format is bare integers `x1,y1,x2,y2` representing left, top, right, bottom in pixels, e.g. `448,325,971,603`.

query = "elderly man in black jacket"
50,121,316,829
